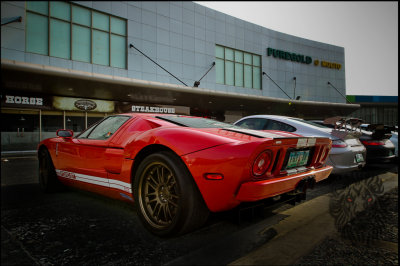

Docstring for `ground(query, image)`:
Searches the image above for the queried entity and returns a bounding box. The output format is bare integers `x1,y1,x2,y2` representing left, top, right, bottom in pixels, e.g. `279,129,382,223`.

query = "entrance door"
1,109,40,152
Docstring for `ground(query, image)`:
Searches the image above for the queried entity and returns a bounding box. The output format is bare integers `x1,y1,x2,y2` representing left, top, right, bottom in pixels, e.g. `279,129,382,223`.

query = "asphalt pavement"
1,154,398,265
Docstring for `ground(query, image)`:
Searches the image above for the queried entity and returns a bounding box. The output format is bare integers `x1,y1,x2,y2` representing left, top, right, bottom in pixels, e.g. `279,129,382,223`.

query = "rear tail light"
332,139,347,148
252,150,273,176
361,140,385,146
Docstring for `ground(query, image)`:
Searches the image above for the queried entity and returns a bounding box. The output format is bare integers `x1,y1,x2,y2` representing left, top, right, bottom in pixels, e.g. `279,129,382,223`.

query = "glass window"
50,1,70,21
215,58,225,84
66,115,85,133
235,63,243,87
244,65,252,88
92,11,109,31
215,45,261,89
72,5,91,26
225,48,234,61
253,55,260,66
253,67,261,89
86,116,130,140
72,25,91,62
50,19,70,59
215,46,224,58
225,61,234,85
26,12,48,55
25,2,127,69
92,30,110,66
244,53,252,65
111,34,126,68
27,1,48,15
235,51,243,63
111,17,126,35
236,118,268,130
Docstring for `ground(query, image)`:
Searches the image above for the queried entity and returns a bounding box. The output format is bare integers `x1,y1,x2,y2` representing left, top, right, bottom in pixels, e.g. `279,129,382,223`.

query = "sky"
196,1,398,96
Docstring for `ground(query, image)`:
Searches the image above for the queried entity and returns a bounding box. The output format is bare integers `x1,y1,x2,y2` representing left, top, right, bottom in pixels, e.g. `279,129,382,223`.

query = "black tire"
38,148,63,193
134,151,209,236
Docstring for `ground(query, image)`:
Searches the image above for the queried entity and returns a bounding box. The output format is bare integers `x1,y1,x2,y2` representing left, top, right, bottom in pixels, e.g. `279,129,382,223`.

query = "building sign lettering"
5,95,43,106
267,47,342,70
131,105,175,114
267,48,312,64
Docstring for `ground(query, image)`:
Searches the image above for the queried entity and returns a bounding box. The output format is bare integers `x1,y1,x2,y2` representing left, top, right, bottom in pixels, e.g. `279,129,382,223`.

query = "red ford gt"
38,113,333,236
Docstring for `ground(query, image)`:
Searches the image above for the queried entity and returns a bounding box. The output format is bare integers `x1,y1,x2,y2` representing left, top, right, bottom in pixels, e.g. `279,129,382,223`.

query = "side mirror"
56,129,74,138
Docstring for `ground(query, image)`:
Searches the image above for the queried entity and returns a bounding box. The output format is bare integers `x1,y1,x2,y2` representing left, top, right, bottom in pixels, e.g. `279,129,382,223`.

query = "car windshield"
289,118,330,128
156,115,241,129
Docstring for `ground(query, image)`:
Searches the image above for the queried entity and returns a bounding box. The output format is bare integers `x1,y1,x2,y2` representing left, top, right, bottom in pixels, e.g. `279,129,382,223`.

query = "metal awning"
1,59,360,118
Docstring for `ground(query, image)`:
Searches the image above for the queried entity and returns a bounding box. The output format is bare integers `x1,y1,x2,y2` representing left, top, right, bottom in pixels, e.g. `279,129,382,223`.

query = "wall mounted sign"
4,95,43,106
267,47,342,70
267,47,312,64
131,105,175,114
1,93,50,109
53,96,114,112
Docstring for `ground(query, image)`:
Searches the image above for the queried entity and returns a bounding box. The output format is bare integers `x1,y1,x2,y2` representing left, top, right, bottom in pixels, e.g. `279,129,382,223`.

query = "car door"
55,115,131,190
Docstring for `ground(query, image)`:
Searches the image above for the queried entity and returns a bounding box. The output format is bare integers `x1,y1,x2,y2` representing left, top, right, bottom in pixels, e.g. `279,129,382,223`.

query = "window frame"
25,1,127,69
215,45,262,90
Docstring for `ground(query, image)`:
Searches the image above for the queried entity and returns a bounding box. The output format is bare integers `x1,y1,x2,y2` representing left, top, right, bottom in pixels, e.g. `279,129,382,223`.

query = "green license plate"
355,153,364,163
286,150,310,169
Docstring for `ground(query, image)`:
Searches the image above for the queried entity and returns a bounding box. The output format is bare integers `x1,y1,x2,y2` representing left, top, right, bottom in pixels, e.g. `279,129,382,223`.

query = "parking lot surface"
1,155,398,265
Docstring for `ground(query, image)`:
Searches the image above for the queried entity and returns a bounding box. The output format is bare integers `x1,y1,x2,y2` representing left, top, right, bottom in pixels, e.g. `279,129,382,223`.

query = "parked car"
38,113,333,236
359,124,397,161
234,115,366,174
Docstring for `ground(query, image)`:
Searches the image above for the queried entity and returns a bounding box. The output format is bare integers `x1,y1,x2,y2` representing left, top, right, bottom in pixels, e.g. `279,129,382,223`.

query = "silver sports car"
234,115,366,174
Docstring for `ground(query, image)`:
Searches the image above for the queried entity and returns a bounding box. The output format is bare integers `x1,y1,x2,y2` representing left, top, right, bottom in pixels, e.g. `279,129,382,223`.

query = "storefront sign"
53,96,114,112
4,95,43,106
267,47,312,64
131,105,175,114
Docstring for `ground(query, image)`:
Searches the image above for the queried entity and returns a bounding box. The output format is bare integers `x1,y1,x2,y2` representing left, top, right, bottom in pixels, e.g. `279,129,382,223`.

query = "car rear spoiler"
322,116,363,140
364,124,392,140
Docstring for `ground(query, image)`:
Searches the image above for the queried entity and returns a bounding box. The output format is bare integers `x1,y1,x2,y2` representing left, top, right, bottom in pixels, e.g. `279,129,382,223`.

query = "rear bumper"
235,166,333,202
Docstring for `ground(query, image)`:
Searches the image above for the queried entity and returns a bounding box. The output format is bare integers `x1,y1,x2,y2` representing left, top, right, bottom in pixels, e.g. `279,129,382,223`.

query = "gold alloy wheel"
138,162,180,230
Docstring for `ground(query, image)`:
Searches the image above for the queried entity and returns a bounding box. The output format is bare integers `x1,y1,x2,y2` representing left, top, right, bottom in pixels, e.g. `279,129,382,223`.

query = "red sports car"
38,113,333,236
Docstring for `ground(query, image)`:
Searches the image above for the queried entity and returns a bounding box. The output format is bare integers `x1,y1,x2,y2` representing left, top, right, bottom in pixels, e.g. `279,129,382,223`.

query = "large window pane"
27,1,48,15
92,30,109,65
253,67,261,89
50,1,70,21
72,5,91,26
215,58,224,84
111,34,126,68
50,19,70,59
72,25,91,62
244,53,252,65
225,61,234,85
111,17,126,35
225,48,234,61
26,12,48,55
253,55,260,67
93,11,109,31
235,51,243,63
235,63,243,87
244,65,252,88
215,45,224,58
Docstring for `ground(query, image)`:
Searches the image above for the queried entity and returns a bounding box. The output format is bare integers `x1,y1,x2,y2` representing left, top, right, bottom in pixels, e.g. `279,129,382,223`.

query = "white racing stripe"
55,169,132,193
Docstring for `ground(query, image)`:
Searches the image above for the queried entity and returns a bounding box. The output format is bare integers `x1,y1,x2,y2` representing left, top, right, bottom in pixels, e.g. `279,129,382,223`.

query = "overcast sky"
196,1,398,96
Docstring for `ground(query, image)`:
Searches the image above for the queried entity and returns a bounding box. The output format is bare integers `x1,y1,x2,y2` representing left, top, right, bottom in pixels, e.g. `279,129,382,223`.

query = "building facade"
347,95,398,126
1,1,358,152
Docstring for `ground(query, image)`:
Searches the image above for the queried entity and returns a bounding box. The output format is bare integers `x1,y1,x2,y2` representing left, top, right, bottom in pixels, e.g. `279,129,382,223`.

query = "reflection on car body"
38,113,333,236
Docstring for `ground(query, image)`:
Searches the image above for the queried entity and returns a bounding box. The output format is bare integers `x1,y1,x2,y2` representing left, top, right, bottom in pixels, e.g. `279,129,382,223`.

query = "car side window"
79,116,131,140
265,120,296,132
236,118,268,130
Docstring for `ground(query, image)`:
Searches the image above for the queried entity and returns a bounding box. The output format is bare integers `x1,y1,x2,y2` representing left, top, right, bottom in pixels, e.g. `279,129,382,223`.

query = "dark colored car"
310,119,396,163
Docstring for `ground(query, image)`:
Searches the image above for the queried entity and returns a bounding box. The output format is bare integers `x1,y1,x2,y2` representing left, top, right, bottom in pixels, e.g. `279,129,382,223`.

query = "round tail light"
252,150,272,176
